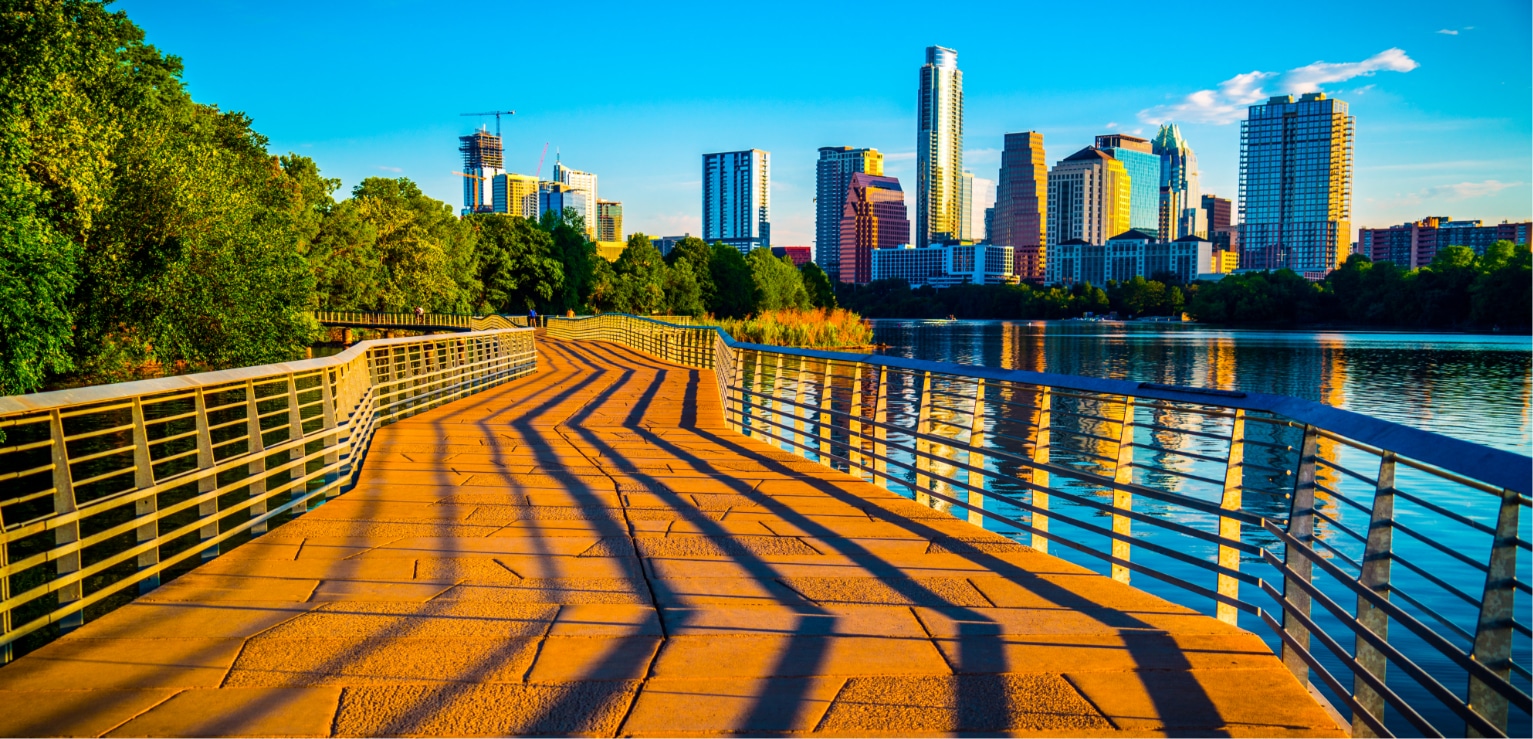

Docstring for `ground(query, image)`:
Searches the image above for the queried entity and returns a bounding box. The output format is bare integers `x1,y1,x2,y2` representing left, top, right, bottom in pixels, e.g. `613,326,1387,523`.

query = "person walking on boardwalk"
414,306,424,324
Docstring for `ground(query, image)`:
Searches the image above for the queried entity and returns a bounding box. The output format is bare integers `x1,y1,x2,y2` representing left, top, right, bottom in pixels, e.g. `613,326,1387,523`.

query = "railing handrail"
0,327,533,417
547,313,1533,495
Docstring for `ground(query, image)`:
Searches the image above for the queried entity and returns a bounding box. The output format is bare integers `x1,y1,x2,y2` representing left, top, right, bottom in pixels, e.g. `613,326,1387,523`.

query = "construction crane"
535,142,550,180
453,171,488,212
459,110,515,139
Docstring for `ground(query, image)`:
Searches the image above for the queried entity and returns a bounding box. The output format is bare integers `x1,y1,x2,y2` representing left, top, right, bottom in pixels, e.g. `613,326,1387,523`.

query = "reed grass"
712,308,874,348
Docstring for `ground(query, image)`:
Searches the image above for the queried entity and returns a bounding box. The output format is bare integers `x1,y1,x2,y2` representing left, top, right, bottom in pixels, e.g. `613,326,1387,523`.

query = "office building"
596,200,623,242
492,173,540,218
839,173,910,284
771,246,812,267
552,158,598,238
993,131,1048,281
816,147,884,279
1211,249,1241,274
1047,230,1212,286
958,170,974,241
1239,93,1354,278
459,130,504,214
595,242,626,262
651,235,688,257
538,182,590,228
703,149,771,253
1153,124,1205,240
1358,217,1531,268
983,207,995,242
1048,147,1130,247
1095,134,1160,238
872,243,1014,286
1202,194,1237,253
917,46,964,247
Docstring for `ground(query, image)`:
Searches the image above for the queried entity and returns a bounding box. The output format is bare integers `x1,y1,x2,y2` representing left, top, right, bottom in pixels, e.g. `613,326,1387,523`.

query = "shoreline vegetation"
834,243,1531,333
709,308,875,349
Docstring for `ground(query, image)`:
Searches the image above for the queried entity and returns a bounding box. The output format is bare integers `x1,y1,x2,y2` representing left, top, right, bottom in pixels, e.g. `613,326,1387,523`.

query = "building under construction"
459,130,504,213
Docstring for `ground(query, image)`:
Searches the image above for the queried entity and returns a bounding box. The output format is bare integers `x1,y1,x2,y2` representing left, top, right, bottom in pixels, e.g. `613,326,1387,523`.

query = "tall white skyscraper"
553,157,598,238
702,149,770,253
917,45,963,247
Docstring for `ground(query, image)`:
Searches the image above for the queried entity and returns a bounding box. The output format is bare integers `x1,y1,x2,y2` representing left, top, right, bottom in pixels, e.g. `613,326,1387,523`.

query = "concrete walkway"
0,338,1341,737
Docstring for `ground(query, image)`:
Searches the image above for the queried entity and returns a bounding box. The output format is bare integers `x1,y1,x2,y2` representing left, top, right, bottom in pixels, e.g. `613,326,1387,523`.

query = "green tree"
665,236,715,308
800,261,837,309
663,259,706,316
610,233,666,314
746,247,810,311
541,207,598,313
350,177,476,313
464,213,563,313
708,242,755,318
0,175,78,394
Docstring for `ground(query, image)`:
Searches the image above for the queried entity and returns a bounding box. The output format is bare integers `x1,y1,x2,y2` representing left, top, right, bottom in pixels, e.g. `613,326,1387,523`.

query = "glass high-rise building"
917,46,963,247
492,173,539,218
596,200,623,242
702,149,771,253
553,158,598,239
815,147,884,280
1239,93,1354,277
1153,124,1205,240
993,131,1048,281
1094,134,1160,238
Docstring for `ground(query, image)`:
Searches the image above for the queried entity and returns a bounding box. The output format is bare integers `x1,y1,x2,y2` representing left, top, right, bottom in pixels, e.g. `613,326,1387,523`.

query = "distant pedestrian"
414,306,424,324
528,307,538,327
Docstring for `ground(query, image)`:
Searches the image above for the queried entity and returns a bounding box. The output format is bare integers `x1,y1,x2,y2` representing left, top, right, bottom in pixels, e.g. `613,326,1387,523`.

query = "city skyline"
116,0,1531,249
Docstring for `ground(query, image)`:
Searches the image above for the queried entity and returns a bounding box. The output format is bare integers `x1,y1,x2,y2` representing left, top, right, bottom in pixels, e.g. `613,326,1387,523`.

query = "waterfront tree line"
0,0,843,394
839,243,1530,330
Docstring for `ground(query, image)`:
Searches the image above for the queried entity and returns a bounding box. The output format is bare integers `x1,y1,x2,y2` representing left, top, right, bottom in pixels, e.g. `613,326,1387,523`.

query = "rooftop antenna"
459,110,516,139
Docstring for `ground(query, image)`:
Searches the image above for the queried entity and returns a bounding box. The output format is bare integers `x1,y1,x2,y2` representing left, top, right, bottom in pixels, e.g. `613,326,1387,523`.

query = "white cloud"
1105,121,1119,129
1421,180,1522,200
377,165,404,173
1437,29,1459,35
1139,49,1417,125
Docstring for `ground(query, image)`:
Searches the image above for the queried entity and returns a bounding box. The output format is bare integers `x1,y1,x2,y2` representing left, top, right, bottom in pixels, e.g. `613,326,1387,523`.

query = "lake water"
857,319,1531,733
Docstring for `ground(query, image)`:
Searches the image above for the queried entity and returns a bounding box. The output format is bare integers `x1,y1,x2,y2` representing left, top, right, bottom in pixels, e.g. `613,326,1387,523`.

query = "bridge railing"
547,313,1530,738
313,310,532,331
0,327,536,663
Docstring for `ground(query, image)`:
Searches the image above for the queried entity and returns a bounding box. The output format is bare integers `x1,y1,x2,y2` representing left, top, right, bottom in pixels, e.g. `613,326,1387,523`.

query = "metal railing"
312,310,533,331
547,313,1531,738
0,328,536,662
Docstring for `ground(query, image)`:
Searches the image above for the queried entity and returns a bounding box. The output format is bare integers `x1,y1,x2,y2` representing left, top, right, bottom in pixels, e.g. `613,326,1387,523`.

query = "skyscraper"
839,173,909,285
1202,194,1238,254
1153,124,1205,240
458,130,504,214
702,149,771,253
539,181,590,228
596,200,623,242
1239,93,1354,277
993,132,1048,281
1047,147,1130,247
916,45,963,247
553,158,598,238
492,173,539,218
1094,134,1160,238
815,147,884,280
957,170,974,241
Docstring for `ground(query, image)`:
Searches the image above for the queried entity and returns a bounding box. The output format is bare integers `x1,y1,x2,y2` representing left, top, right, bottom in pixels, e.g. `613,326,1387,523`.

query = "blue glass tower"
1094,134,1160,239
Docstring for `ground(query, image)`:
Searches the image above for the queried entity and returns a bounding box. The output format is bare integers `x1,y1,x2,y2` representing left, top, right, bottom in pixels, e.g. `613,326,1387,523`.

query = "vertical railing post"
320,369,341,499
246,380,269,536
287,373,307,511
1467,487,1519,737
131,399,159,593
728,347,746,433
849,365,865,478
769,354,785,449
1030,386,1052,553
1281,425,1322,684
1216,409,1247,625
1110,398,1136,583
794,359,809,456
749,352,764,439
1,499,10,663
872,367,889,489
914,371,934,506
1351,451,1396,737
818,359,834,461
194,388,218,562
49,410,81,633
967,379,987,527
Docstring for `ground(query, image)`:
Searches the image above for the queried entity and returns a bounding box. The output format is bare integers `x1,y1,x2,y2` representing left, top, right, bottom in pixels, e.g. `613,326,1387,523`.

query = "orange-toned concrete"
0,338,1342,737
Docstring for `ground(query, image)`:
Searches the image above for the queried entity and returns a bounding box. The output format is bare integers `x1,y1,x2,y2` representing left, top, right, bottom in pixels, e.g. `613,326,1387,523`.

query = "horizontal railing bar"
1313,480,1373,516
1384,585,1476,644
1389,486,1498,537
1315,456,1380,487
1391,519,1490,573
1312,508,1368,545
1125,462,1227,488
1127,442,1230,465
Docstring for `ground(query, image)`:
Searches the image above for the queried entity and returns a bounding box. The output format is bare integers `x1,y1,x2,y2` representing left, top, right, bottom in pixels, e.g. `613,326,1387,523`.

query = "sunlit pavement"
0,338,1341,737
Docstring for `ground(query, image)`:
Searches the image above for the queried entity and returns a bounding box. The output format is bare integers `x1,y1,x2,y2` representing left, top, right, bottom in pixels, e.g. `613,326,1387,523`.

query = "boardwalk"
0,338,1339,737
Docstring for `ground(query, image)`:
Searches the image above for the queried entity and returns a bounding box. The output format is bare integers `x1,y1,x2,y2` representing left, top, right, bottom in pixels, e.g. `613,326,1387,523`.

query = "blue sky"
120,0,1531,251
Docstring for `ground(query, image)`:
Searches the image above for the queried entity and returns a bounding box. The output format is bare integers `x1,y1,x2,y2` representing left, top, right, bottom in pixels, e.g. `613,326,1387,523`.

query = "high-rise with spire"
916,46,963,247
1153,124,1205,240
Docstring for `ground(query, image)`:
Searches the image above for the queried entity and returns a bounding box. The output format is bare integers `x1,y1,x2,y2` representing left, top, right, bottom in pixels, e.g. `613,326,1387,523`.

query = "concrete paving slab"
138,574,319,603
550,605,663,636
649,577,815,607
778,576,994,607
913,606,1244,638
660,605,928,638
61,601,317,641
439,578,651,605
933,632,1284,674
105,687,342,737
815,673,1113,734
621,676,844,735
0,689,178,738
650,635,951,679
0,638,245,690
526,637,661,681
332,681,639,736
1065,668,1342,733
226,636,541,687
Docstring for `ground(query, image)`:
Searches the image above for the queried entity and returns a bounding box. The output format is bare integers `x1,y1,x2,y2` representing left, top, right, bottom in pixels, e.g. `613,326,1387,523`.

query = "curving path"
0,338,1341,737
